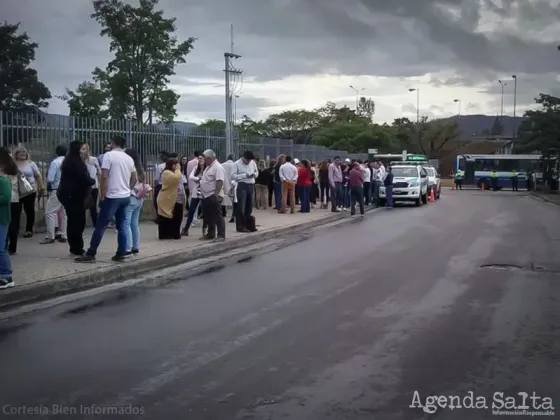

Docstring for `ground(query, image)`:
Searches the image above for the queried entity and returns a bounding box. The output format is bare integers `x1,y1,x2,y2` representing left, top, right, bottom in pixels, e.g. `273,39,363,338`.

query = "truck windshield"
425,168,435,176
392,167,418,177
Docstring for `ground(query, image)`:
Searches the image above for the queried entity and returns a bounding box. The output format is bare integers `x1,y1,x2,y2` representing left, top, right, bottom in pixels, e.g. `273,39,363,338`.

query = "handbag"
135,182,151,199
17,172,34,198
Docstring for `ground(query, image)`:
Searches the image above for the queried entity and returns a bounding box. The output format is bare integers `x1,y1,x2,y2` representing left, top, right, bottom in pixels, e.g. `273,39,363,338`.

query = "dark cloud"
2,0,560,121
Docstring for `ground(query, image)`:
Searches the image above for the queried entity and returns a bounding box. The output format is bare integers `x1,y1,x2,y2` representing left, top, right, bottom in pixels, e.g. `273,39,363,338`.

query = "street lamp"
408,88,420,123
512,75,517,139
498,80,508,128
349,85,365,110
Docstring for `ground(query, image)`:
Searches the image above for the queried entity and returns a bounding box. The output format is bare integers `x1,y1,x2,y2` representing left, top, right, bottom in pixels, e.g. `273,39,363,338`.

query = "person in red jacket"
348,161,365,216
297,159,313,213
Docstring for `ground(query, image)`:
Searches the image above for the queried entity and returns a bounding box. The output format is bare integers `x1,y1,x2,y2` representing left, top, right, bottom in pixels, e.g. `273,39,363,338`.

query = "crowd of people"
0,136,395,290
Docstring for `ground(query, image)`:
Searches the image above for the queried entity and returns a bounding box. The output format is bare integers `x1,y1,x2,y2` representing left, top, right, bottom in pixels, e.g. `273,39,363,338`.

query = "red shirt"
348,167,364,187
297,167,313,186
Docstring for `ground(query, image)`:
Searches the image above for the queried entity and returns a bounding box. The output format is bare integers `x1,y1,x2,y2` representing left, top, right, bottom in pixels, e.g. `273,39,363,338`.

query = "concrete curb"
530,192,560,206
0,207,378,311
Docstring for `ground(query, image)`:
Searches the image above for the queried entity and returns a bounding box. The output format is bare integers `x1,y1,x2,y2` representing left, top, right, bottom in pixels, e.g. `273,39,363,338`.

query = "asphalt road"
1,191,559,419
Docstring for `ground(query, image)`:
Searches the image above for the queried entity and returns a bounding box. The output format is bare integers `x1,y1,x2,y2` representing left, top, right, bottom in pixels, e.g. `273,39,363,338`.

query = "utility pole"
454,99,461,151
224,53,241,158
498,80,507,133
512,75,517,139
224,25,242,158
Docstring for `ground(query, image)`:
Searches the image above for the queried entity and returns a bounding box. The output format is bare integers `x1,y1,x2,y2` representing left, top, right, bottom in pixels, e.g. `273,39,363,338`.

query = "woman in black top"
272,155,285,210
57,141,95,256
255,160,272,210
265,160,275,208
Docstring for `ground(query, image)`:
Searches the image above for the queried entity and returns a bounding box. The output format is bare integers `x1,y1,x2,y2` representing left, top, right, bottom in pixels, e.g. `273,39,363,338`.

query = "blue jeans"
185,197,201,231
87,197,130,257
274,182,282,209
342,186,351,208
0,223,12,279
299,186,311,212
124,196,143,252
236,182,254,228
385,185,394,208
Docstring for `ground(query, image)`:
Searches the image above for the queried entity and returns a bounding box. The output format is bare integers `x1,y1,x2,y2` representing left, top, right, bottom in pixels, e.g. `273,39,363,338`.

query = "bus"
455,154,542,189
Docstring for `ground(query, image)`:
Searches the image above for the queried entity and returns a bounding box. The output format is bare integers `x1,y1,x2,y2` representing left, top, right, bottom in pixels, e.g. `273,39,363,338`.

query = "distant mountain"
448,114,524,141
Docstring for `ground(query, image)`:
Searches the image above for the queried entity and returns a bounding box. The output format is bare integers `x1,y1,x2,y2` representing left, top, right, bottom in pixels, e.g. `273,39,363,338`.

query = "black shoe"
8,250,15,256
40,238,55,245
229,218,235,223
199,235,214,241
0,278,14,289
22,231,33,238
75,254,96,263
58,237,67,243
237,227,250,233
111,253,126,262
55,234,61,240
131,249,139,254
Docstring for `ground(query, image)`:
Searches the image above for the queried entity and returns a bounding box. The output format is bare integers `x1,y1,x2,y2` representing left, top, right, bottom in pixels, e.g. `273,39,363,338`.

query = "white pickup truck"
379,164,429,206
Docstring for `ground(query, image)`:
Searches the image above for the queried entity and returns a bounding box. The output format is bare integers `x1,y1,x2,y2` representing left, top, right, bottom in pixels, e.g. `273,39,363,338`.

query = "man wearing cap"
200,150,226,241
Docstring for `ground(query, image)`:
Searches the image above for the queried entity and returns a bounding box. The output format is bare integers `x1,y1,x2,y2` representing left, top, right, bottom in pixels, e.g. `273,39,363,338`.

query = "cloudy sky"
3,0,560,124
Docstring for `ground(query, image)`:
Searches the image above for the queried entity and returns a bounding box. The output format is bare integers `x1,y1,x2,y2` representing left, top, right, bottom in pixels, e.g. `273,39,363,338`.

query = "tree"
62,0,195,124
0,22,51,112
357,97,375,121
198,119,226,131
392,117,414,150
516,94,560,156
490,116,503,136
57,81,109,119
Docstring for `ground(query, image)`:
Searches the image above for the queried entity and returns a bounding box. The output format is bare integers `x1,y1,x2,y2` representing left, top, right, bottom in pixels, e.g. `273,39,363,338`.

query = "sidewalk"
531,191,560,206
1,207,359,309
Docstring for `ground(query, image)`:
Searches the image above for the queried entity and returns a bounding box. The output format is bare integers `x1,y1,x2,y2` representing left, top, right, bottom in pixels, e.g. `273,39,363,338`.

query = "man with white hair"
199,149,226,241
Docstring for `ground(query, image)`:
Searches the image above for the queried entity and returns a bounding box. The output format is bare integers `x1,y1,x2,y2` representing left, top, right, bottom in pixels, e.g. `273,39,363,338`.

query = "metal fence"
0,110,368,207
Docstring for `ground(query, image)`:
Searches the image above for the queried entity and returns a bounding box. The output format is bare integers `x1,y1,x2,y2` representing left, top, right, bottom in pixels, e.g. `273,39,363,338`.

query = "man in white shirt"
279,155,298,214
200,149,226,241
374,161,386,207
221,154,235,223
76,135,137,263
231,150,258,232
361,160,372,205
185,151,201,223
40,145,68,244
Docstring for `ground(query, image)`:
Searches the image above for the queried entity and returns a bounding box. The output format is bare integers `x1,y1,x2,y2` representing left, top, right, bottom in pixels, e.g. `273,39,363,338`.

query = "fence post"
0,110,3,147
69,116,75,142
172,123,177,153
125,119,132,146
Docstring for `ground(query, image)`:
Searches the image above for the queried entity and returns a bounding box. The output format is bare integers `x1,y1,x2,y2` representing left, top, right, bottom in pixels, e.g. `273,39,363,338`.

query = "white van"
379,164,429,206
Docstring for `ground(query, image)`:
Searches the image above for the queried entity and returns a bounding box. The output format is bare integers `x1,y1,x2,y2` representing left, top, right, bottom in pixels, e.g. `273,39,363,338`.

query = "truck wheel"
415,195,422,207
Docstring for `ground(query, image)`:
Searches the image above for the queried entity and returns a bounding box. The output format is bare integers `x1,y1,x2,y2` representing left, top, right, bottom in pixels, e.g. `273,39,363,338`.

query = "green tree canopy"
516,94,560,156
61,0,195,124
0,22,51,112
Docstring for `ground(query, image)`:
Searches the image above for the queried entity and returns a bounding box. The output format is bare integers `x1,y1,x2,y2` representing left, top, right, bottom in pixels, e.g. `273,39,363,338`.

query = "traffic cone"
429,188,436,202
481,182,485,191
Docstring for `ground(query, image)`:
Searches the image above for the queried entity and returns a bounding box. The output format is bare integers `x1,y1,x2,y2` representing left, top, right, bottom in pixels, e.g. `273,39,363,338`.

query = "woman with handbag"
13,147,46,238
57,141,95,256
123,148,149,255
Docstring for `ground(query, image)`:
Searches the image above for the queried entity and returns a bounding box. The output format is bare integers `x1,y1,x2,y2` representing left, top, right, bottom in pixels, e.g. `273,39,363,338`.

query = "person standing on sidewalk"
124,148,148,254
153,151,169,216
183,156,205,236
41,145,67,245
318,161,330,209
255,160,269,210
200,150,226,241
328,156,343,212
58,141,96,257
1,148,19,256
13,148,45,238
297,159,313,213
265,160,275,208
361,160,371,206
83,144,101,227
279,156,298,214
75,136,137,263
157,158,184,240
0,152,15,289
384,165,394,209
349,162,365,216
273,155,285,210
232,150,258,232
221,154,235,222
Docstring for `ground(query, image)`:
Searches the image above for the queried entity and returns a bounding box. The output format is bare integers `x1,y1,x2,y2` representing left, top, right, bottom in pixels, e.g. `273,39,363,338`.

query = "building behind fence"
0,110,368,179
